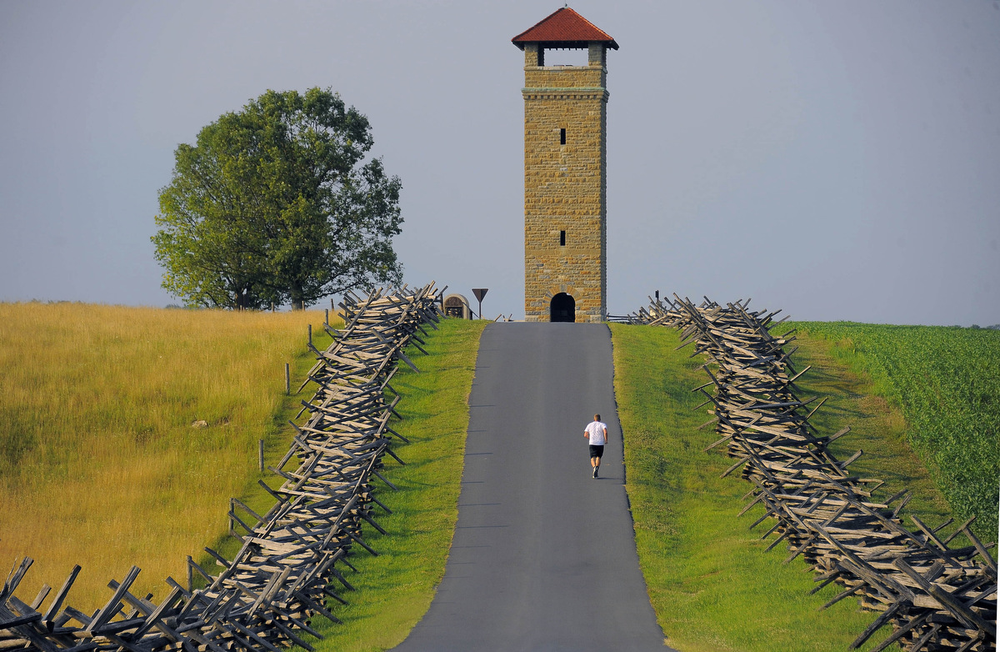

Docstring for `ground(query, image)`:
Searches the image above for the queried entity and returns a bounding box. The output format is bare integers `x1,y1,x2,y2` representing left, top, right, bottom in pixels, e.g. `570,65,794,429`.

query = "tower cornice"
521,88,610,102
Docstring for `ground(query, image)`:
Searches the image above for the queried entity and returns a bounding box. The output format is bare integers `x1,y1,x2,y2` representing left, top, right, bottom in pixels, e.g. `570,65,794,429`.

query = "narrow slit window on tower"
560,128,566,145
560,230,566,246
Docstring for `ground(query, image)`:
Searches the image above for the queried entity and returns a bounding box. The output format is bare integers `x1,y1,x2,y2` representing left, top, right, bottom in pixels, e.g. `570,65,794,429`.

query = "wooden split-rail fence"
0,282,444,652
622,294,997,652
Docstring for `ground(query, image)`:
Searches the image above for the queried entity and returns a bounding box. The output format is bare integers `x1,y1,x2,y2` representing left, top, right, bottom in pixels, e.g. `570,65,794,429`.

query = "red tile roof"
512,7,618,50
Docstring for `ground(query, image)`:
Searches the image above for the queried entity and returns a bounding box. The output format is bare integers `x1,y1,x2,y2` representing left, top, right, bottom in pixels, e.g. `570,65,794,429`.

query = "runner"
584,414,608,478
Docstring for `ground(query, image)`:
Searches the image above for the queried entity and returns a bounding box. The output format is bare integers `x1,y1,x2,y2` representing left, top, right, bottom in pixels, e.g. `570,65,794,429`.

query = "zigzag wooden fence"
0,282,443,652
621,295,997,652
622,295,996,651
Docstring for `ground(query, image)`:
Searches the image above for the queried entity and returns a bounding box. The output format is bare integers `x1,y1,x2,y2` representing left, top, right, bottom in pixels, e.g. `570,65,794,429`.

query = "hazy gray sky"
1,1,998,325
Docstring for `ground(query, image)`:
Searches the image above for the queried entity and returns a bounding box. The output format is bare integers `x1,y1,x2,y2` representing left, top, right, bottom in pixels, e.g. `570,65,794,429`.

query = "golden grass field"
0,302,333,611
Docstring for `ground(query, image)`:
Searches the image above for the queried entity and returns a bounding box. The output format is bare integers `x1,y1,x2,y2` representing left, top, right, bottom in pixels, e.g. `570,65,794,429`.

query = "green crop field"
786,322,1000,542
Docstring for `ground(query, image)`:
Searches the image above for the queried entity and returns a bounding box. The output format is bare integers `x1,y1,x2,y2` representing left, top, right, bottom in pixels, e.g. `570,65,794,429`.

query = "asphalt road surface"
392,323,672,651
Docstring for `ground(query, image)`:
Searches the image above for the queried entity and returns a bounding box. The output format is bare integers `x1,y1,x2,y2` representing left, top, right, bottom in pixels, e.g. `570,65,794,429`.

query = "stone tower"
512,8,617,323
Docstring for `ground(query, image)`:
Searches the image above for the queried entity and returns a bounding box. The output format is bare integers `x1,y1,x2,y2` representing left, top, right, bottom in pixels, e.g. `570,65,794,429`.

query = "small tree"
153,87,403,310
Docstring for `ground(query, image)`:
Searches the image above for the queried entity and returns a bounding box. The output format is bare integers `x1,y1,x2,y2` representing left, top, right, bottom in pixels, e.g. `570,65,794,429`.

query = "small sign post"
472,288,489,320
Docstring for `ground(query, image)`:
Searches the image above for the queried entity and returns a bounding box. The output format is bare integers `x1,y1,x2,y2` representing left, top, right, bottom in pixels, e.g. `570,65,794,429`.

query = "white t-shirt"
585,420,608,445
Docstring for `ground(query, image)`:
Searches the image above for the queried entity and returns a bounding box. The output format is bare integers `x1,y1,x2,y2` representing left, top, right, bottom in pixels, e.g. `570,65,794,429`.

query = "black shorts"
589,445,605,459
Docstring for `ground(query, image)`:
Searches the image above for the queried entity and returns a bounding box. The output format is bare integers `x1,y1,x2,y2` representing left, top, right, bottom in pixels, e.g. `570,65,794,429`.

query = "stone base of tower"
524,285,606,323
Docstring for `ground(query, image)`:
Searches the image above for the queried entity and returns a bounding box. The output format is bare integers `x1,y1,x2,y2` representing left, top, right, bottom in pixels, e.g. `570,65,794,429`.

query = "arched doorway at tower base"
550,293,575,322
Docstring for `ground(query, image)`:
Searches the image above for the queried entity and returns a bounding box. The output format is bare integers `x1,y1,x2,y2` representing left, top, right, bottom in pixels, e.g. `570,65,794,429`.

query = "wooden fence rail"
0,282,444,652
622,294,996,652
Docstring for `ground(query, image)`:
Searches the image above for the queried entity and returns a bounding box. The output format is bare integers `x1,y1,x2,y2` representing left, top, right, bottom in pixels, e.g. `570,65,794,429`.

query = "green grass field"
609,323,962,652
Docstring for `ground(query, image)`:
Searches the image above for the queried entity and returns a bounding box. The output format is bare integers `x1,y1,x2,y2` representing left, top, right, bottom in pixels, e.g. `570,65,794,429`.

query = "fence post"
187,556,193,592
285,363,290,395
259,439,264,473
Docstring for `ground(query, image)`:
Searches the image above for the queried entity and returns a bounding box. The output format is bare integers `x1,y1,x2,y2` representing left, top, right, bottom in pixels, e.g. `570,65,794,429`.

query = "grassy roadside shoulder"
610,324,954,652
310,317,487,652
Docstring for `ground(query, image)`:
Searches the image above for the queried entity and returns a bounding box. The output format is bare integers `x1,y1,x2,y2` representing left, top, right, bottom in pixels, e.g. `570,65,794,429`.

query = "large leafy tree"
153,87,403,310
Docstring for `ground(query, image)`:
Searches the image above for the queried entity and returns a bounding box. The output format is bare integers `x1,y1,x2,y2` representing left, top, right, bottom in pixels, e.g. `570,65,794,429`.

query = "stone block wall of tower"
522,43,608,322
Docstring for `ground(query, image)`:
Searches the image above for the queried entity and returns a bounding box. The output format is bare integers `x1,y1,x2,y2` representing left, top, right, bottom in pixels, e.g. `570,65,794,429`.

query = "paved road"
393,323,671,651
